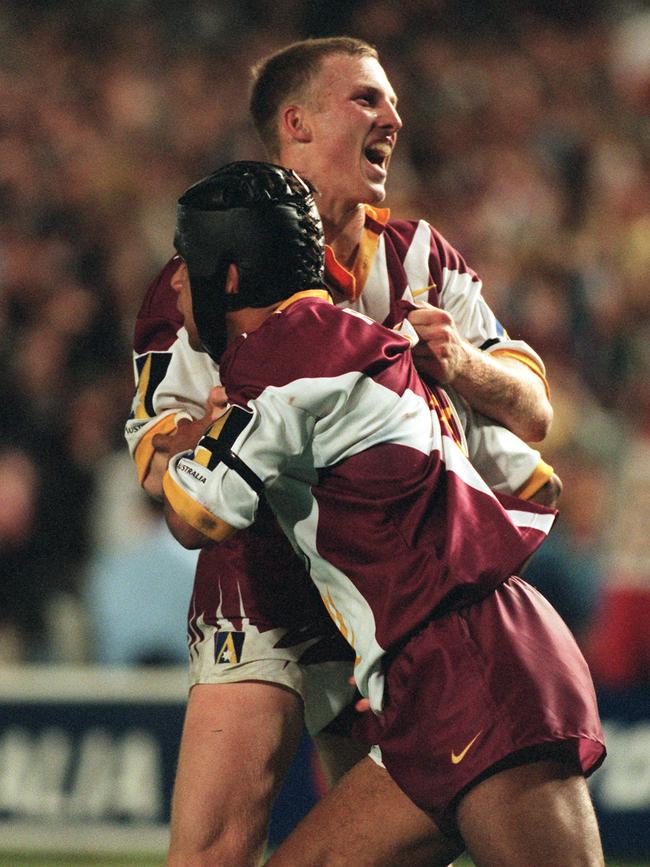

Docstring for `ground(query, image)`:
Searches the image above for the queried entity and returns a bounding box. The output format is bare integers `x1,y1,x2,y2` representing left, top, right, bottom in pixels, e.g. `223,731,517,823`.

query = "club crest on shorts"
214,631,246,664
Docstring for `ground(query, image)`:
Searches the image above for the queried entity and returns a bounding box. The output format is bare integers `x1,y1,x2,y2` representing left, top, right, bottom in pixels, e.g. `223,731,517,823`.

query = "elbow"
164,501,208,549
173,525,207,549
517,401,553,443
142,471,164,502
529,473,563,509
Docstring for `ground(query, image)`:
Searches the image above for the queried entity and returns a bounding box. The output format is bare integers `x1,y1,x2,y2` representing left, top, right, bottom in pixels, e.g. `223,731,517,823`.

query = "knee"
167,817,269,866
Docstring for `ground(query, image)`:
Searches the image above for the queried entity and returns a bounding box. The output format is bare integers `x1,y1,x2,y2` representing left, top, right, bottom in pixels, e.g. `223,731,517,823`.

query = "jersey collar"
274,289,333,313
325,205,390,301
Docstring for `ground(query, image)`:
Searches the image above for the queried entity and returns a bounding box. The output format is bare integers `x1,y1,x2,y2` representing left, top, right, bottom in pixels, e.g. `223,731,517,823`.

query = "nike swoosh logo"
451,730,482,764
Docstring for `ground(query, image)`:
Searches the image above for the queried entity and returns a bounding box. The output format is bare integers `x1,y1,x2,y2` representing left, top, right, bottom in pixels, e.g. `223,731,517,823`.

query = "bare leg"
312,729,369,788
457,760,604,867
266,756,464,867
167,681,304,866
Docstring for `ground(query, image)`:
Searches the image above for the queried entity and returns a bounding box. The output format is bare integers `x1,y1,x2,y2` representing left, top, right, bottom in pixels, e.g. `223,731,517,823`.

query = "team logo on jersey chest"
214,631,246,664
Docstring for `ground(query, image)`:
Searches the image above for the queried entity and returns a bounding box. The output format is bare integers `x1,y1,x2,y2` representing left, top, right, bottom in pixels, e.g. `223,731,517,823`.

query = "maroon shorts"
373,576,605,834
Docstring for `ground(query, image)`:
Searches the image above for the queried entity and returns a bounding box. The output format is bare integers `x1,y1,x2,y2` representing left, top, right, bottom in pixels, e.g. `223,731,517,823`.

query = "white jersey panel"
126,327,219,457
168,371,445,710
277,495,387,712
439,265,546,372
341,238,391,324
400,219,435,303
449,389,541,494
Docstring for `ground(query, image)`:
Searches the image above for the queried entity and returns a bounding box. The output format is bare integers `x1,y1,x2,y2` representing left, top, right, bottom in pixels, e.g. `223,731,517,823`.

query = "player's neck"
320,204,365,271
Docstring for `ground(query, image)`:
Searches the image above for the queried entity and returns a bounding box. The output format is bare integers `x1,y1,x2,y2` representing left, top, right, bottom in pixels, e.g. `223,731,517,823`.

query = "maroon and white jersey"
165,292,556,712
126,210,550,495
125,212,552,728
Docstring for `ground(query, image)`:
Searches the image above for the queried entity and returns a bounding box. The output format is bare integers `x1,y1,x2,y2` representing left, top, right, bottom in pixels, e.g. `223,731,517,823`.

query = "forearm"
407,305,552,442
447,347,552,442
526,472,563,508
142,449,169,501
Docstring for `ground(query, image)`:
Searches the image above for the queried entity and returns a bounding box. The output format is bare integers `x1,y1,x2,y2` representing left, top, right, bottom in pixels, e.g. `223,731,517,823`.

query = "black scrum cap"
174,161,325,362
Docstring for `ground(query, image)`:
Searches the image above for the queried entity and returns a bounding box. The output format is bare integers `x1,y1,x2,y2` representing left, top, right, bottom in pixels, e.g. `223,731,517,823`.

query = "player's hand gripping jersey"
127,212,552,494
164,291,556,713
125,214,553,731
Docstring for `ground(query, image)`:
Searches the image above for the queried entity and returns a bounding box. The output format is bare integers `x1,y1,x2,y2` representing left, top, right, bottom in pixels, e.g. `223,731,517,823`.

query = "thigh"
312,729,369,789
375,576,604,830
457,760,604,867
168,681,304,866
266,756,463,867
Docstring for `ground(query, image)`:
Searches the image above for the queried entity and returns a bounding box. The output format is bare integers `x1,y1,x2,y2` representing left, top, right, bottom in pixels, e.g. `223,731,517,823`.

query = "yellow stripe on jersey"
429,391,466,453
191,406,251,468
321,587,354,648
133,413,180,486
490,348,550,399
275,289,332,313
193,444,212,469
515,459,555,501
206,407,236,439
412,284,436,298
134,355,153,420
162,469,236,543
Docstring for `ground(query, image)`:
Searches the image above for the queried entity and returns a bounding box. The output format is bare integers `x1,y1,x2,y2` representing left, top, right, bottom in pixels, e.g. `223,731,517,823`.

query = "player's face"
170,259,202,351
296,54,401,213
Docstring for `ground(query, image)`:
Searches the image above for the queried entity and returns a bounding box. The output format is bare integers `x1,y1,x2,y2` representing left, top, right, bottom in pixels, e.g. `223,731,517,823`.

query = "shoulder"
134,257,183,353
223,297,407,395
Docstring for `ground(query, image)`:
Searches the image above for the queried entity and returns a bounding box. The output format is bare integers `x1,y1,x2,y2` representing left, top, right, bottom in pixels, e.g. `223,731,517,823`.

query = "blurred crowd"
1,0,648,685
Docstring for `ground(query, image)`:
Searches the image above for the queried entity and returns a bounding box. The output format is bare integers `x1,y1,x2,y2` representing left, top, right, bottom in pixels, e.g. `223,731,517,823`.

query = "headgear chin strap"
174,161,325,362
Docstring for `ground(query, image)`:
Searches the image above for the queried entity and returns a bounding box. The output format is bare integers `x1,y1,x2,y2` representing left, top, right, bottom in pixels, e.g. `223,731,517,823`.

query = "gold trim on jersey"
163,469,236,543
321,587,356,651
274,289,333,313
365,205,390,226
515,459,554,501
324,206,391,302
412,284,436,299
192,408,238,468
490,348,550,399
353,207,390,300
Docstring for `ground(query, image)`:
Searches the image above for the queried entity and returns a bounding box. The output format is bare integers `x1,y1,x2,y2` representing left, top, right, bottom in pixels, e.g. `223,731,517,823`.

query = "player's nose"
378,99,402,133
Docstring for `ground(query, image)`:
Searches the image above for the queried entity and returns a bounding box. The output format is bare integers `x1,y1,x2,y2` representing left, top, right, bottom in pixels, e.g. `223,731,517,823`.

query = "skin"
275,52,552,442
266,756,604,867
166,270,601,867
163,261,369,867
154,49,558,867
167,682,303,867
170,259,202,352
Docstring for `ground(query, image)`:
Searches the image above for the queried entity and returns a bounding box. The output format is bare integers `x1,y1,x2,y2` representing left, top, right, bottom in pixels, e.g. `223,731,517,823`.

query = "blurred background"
0,0,649,861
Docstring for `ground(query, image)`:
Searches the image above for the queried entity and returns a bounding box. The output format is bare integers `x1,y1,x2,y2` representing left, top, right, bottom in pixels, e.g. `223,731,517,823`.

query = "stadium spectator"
0,1,646,856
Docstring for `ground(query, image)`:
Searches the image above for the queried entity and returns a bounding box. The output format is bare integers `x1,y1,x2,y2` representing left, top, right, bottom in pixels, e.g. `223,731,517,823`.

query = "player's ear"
169,259,188,294
225,263,240,296
281,105,312,144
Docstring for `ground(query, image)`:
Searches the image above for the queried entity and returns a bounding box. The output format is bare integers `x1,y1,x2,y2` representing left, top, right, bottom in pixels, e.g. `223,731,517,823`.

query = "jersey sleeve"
163,391,315,543
449,389,553,499
426,225,548,394
124,258,220,484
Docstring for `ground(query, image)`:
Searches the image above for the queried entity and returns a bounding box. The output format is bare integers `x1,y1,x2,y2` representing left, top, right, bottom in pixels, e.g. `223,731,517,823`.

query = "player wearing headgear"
126,37,563,867
163,160,605,867
174,161,325,362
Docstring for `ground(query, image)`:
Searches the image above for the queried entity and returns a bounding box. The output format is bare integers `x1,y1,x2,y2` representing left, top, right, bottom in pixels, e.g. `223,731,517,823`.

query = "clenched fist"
407,304,470,384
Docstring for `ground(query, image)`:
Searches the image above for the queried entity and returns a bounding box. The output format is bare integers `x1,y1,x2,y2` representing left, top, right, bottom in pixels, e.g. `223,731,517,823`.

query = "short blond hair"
249,37,378,159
